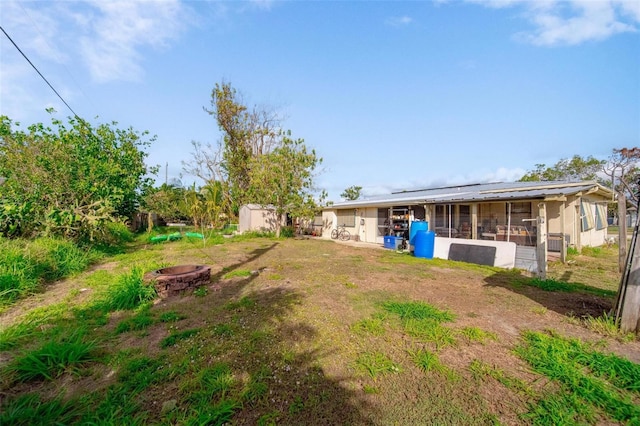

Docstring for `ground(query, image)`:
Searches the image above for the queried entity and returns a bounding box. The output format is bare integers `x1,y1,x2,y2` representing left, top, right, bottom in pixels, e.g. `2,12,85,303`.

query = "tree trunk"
619,192,627,273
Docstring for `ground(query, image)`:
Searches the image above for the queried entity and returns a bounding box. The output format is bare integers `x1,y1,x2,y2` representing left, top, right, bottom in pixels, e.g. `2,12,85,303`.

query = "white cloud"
468,0,639,46
386,16,414,27
80,0,190,83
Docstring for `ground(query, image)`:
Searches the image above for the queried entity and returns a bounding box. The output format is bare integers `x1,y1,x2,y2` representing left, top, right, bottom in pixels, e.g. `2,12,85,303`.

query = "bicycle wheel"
331,229,339,239
340,229,351,241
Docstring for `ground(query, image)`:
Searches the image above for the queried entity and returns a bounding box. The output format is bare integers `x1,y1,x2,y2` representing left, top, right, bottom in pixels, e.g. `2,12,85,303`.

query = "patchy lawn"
1,237,638,425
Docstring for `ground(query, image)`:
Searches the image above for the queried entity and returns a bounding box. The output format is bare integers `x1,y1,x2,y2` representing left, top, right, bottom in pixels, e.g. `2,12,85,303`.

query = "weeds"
8,330,96,382
351,316,386,336
515,330,640,423
355,351,401,379
159,310,187,322
100,266,157,311
457,326,498,344
521,277,616,297
223,269,253,279
381,300,456,322
409,348,446,373
115,306,154,334
160,328,201,349
224,296,255,310
0,394,80,425
0,237,95,307
583,313,636,341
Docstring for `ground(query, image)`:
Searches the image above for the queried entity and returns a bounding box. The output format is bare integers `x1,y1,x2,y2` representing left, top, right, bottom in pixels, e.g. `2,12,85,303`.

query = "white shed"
238,204,286,233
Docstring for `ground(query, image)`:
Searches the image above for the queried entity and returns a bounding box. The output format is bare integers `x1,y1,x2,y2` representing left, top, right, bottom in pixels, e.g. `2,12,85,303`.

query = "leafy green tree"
341,185,362,201
142,184,188,224
247,136,322,237
518,155,605,182
202,81,283,210
0,112,154,241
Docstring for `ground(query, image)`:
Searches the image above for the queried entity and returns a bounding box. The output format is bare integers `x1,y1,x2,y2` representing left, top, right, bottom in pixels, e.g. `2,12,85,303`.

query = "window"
580,200,595,232
595,203,607,230
337,209,356,227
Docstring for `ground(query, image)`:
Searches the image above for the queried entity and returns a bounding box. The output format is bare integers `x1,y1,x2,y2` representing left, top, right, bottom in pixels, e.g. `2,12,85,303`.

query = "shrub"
280,226,295,238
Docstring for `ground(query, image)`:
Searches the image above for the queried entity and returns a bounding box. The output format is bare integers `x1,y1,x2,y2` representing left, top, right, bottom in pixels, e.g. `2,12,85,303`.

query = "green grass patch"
403,318,457,349
223,269,253,279
457,326,498,344
519,277,616,298
115,306,155,334
0,393,81,425
583,313,636,341
159,310,187,322
355,351,401,379
160,328,201,349
515,330,640,423
212,322,234,337
351,316,386,336
381,300,456,322
468,359,533,396
224,296,255,310
7,330,96,382
409,348,446,373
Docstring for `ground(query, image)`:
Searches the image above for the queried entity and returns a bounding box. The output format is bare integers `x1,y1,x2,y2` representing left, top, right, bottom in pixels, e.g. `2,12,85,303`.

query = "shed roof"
327,181,613,209
242,204,276,210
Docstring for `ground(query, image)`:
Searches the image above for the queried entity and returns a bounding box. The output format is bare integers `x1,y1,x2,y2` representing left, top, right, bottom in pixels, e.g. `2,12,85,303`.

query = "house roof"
326,181,613,209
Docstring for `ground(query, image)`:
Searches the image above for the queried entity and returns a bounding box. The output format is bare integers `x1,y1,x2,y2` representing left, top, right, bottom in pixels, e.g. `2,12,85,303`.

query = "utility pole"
614,179,640,334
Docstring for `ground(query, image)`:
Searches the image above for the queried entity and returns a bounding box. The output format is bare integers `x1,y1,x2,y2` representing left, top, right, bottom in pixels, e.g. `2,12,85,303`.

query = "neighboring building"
322,181,612,252
238,204,287,233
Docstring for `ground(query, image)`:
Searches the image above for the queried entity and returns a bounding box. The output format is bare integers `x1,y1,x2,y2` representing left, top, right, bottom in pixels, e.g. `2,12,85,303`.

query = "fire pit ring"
147,264,211,298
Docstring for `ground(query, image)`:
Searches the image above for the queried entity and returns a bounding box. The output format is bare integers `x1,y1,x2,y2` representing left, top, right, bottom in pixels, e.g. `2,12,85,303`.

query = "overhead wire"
0,24,80,119
16,1,97,117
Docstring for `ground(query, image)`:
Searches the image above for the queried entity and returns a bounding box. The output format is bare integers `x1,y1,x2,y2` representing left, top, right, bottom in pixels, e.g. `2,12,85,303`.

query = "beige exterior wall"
321,210,336,238
322,191,610,248
238,205,284,233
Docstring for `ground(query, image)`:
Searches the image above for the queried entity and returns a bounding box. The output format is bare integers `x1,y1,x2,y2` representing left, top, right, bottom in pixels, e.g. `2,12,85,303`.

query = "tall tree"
200,81,283,210
0,112,154,241
602,148,640,272
341,185,362,201
518,155,605,182
247,136,322,237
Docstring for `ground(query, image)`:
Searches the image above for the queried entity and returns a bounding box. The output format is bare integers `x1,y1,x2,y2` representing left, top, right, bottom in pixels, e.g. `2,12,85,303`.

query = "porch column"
471,203,478,240
560,200,566,263
536,202,548,278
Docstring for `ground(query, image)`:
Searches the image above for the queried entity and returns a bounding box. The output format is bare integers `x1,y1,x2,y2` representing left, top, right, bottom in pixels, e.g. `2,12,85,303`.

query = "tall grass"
100,266,157,311
7,329,96,382
0,394,80,425
0,237,95,307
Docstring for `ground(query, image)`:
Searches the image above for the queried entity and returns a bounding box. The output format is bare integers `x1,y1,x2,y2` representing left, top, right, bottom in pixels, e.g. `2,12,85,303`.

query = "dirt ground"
1,236,638,425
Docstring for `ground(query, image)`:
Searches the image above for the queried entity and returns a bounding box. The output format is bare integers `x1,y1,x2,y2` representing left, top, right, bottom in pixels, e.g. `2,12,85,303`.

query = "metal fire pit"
148,265,211,298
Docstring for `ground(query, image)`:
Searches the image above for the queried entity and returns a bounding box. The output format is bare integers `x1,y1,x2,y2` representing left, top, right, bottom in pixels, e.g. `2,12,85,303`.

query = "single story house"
238,204,287,233
322,181,612,255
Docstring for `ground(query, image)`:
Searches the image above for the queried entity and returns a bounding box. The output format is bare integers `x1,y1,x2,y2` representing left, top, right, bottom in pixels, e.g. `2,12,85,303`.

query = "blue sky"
1,0,639,202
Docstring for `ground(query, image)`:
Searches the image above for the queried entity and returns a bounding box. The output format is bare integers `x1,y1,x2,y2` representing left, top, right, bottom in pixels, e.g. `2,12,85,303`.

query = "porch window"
580,200,595,231
595,203,607,230
337,209,356,228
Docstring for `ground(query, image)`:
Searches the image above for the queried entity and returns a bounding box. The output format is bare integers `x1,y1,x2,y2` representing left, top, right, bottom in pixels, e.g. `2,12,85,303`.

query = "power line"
17,1,97,116
1,24,80,119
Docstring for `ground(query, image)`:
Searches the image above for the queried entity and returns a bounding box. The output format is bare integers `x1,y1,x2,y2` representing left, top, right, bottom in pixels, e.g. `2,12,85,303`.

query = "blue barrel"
414,230,435,259
409,221,428,245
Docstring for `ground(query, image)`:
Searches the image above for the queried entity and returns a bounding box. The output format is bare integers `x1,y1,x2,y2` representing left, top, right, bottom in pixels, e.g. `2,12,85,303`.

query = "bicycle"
331,224,351,241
